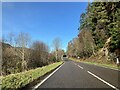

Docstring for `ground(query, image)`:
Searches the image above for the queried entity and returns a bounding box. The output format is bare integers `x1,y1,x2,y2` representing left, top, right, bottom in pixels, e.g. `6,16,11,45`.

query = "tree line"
67,2,120,63
2,32,64,75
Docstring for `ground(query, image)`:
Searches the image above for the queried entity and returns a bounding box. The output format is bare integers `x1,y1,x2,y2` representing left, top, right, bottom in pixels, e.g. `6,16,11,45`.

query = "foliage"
67,30,95,58
67,2,120,59
49,55,56,62
2,32,61,75
2,43,22,75
29,41,49,68
88,2,120,52
108,7,120,52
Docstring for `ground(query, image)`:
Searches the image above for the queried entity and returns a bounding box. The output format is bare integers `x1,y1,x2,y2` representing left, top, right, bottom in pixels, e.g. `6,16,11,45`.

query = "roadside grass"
70,58,120,70
1,61,63,90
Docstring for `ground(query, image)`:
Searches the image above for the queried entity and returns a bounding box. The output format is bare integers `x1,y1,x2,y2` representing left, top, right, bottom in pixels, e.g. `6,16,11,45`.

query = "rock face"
97,37,111,60
96,37,120,64
91,37,118,64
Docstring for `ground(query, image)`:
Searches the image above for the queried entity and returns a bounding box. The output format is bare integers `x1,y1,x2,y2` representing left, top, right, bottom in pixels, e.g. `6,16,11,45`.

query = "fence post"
116,57,119,67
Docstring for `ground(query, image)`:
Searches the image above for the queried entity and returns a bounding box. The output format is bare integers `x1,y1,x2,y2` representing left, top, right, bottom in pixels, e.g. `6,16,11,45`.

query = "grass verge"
1,61,63,90
70,58,120,70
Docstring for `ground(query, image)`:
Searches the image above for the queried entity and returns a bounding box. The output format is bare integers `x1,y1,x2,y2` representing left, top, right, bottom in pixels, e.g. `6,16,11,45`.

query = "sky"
2,2,88,51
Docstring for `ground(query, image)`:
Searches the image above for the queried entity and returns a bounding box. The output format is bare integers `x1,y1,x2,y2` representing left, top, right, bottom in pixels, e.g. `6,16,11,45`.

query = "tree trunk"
91,43,95,55
56,50,58,60
22,48,25,71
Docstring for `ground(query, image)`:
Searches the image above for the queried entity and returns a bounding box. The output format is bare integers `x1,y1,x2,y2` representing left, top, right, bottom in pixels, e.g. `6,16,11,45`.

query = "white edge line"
77,65,83,69
87,71,119,90
32,63,65,90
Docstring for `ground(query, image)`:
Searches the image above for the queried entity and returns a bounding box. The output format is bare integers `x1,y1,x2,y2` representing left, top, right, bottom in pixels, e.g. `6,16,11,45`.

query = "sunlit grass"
2,61,63,90
70,58,120,70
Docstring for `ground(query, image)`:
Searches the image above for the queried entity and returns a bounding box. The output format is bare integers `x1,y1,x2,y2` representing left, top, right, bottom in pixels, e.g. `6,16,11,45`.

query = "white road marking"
74,62,77,66
87,71,119,90
32,63,65,90
73,62,83,69
77,65,83,69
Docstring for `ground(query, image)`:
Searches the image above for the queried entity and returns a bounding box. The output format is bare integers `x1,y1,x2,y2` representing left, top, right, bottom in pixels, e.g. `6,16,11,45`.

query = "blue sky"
2,2,88,51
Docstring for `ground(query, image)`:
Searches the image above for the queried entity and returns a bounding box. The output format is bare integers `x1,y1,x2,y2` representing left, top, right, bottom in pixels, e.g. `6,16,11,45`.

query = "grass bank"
70,58,120,70
1,61,63,90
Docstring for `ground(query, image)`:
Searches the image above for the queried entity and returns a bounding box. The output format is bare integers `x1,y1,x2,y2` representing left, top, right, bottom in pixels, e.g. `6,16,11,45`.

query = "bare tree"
57,49,65,60
78,29,95,57
52,38,61,60
67,40,74,57
16,32,31,71
67,29,96,58
30,41,49,68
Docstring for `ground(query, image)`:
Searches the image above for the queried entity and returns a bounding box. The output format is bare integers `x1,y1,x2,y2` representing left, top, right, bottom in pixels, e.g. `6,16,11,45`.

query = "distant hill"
2,42,12,48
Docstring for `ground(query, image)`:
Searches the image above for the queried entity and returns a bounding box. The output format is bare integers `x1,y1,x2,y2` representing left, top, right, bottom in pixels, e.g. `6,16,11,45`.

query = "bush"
49,56,57,62
2,62,63,90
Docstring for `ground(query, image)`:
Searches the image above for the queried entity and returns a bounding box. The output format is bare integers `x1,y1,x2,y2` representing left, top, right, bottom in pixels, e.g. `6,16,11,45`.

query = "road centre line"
33,63,65,90
74,62,77,66
77,65,83,69
87,71,119,90
73,62,83,69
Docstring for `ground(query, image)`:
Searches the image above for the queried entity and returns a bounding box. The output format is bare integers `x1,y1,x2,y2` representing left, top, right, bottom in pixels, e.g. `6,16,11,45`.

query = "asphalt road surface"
35,59,120,89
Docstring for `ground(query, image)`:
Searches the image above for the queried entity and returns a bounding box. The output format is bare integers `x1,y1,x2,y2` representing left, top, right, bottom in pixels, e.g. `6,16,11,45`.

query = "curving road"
35,59,120,89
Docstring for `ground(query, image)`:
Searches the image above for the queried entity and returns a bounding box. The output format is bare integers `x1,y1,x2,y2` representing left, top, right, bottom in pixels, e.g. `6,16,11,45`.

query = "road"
35,59,120,89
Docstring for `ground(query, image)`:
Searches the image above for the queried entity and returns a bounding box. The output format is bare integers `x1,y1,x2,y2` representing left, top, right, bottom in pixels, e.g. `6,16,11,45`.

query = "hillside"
2,42,32,75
